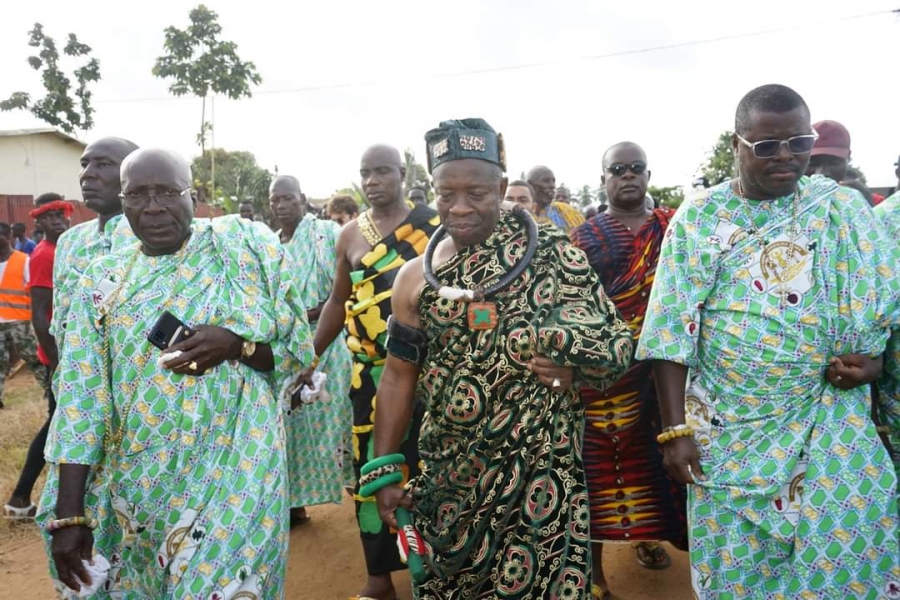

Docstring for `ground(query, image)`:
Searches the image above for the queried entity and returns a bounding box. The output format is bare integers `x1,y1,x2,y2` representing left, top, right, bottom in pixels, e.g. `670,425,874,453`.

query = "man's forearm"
56,464,90,518
313,297,345,357
306,302,325,325
651,360,688,428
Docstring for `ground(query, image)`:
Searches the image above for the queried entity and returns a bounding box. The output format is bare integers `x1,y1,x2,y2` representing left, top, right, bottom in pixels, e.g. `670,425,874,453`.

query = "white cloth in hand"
299,371,328,405
62,554,110,598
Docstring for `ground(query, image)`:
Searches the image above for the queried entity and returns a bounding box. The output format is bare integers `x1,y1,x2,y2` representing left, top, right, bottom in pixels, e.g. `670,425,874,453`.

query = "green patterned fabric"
39,216,312,599
49,215,136,340
411,213,633,598
38,214,137,600
280,214,354,506
874,190,900,486
637,177,900,599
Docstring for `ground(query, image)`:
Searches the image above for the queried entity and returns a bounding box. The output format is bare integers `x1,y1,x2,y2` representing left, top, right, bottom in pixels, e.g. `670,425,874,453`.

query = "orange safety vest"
0,251,31,321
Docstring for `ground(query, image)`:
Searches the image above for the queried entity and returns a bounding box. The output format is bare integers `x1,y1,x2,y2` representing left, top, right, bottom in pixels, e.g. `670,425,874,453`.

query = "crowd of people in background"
1,82,899,600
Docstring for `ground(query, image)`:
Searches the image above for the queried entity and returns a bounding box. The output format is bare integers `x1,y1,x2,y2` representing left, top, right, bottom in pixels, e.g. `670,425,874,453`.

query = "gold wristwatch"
241,339,257,359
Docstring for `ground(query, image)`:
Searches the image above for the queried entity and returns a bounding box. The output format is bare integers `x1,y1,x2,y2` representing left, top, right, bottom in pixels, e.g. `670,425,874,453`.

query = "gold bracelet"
657,426,695,445
310,355,321,370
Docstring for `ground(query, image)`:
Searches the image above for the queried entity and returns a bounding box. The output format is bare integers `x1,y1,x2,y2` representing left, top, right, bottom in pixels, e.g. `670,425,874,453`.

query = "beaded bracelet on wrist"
657,426,696,445
46,516,98,533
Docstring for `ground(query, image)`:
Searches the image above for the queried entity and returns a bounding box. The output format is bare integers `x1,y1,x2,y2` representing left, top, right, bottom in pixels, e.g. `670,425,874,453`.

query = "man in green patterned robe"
373,119,633,598
271,175,353,524
637,84,899,599
42,149,312,599
36,136,139,599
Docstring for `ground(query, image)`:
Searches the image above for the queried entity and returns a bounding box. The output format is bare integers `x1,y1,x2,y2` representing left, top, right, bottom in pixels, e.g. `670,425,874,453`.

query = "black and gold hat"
424,118,506,174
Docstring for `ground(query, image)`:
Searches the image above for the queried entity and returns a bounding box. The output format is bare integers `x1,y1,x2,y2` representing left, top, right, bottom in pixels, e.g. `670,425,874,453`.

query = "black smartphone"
147,311,193,351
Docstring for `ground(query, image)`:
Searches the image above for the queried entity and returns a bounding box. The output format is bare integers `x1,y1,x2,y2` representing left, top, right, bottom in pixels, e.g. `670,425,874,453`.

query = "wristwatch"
241,339,257,359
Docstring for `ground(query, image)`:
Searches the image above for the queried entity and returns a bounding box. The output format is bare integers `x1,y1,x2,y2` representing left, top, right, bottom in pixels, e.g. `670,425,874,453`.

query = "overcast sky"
1,0,898,198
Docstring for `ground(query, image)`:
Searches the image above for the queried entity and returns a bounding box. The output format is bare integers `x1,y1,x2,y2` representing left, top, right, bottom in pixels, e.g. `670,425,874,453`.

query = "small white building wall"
0,132,84,200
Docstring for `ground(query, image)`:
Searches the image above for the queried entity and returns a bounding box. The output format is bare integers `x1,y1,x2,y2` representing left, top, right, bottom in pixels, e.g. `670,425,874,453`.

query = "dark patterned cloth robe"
410,213,634,599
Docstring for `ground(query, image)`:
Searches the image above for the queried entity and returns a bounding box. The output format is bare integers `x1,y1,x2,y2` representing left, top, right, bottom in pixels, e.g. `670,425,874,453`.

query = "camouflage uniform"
0,320,48,398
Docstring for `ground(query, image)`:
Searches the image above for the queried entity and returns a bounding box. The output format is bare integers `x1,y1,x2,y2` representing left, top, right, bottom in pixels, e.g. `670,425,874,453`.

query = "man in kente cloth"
637,84,900,598
571,142,687,600
371,118,634,598
270,175,353,526
43,149,313,599
310,144,439,600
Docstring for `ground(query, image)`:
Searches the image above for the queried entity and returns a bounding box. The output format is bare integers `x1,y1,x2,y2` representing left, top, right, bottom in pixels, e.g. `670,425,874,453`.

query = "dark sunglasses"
736,133,818,159
606,162,647,177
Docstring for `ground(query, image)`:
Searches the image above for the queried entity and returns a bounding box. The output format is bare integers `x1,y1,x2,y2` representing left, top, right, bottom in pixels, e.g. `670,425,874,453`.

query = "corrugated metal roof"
0,128,86,147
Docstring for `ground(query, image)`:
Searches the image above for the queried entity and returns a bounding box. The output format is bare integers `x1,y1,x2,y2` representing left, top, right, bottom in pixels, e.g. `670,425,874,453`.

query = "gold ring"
189,361,199,371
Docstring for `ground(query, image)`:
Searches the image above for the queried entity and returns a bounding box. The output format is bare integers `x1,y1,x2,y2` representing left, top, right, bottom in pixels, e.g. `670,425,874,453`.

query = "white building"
0,128,85,201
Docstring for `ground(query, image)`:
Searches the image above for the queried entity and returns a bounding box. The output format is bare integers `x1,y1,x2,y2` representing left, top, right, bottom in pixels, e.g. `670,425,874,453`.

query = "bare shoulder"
339,219,370,268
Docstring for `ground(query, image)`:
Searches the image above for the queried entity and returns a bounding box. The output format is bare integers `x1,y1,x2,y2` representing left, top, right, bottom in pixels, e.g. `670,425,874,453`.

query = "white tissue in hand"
62,554,110,598
156,350,183,368
299,371,328,405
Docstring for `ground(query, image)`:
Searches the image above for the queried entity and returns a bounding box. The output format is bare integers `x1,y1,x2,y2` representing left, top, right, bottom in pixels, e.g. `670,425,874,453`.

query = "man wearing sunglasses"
637,83,900,599
571,142,687,599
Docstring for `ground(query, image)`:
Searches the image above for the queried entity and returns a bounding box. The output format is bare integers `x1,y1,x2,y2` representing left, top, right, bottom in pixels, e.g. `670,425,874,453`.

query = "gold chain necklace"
97,240,192,460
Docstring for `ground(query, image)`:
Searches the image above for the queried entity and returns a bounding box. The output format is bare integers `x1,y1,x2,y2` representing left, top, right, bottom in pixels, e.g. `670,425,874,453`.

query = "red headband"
29,200,74,219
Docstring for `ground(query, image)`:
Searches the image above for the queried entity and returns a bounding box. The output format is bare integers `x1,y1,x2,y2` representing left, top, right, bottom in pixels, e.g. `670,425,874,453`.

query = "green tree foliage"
403,149,431,200
576,185,594,207
648,185,685,209
192,148,273,218
575,185,606,207
1,23,101,134
153,5,262,155
699,131,736,186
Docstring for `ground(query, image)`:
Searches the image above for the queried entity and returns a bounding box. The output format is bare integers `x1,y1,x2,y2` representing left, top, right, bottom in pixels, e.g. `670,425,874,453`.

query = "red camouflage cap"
811,120,851,159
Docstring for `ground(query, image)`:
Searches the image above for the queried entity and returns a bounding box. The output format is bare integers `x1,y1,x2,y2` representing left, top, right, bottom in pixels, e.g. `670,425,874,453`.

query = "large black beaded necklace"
422,205,539,330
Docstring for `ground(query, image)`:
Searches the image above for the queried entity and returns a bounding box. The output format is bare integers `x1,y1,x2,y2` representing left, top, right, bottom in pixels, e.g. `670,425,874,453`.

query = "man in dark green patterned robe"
372,118,633,599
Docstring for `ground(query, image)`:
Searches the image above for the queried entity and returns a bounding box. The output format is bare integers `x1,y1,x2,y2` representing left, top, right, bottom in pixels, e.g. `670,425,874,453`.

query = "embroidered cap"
424,118,506,174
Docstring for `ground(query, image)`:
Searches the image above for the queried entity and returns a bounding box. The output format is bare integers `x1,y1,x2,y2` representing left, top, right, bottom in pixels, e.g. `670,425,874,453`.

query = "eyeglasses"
120,188,190,208
606,162,647,177
735,133,818,159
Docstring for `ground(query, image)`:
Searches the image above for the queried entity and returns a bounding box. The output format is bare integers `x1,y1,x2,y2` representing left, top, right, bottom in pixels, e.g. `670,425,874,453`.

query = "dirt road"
1,498,692,599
